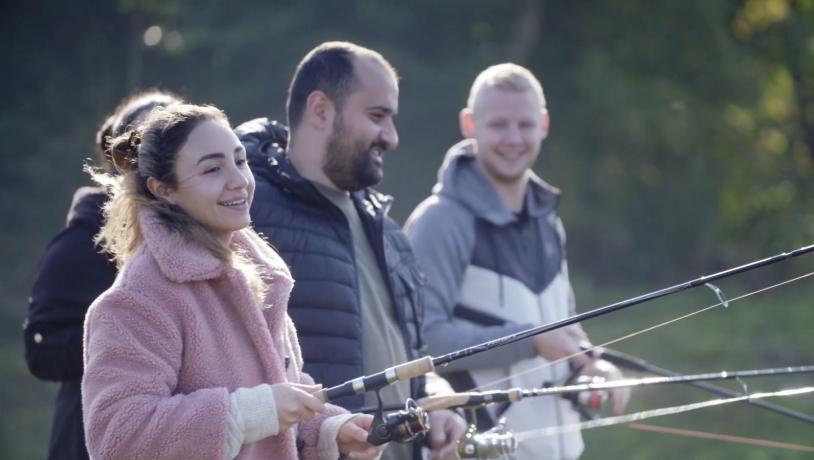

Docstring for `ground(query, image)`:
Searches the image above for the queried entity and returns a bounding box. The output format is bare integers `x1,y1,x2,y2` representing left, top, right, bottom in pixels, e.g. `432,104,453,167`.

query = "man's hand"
337,415,383,459
531,325,586,362
270,382,325,431
579,359,631,414
428,409,467,460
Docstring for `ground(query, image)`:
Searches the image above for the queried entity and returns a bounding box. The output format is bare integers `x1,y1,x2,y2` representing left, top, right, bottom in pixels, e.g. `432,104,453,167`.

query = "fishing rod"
516,386,814,439
455,384,814,459
450,366,814,459
415,365,814,411
599,348,814,425
315,244,814,404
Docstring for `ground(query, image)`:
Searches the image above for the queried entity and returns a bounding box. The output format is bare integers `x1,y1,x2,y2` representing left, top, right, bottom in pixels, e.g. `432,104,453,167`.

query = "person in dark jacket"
236,41,464,460
23,90,180,460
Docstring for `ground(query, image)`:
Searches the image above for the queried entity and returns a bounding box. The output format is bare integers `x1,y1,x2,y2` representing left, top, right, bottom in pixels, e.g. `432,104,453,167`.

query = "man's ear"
146,177,175,204
541,111,550,140
305,90,335,131
459,108,475,138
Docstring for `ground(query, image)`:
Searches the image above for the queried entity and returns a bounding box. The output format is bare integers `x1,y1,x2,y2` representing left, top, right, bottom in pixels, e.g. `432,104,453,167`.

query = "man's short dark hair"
286,41,396,131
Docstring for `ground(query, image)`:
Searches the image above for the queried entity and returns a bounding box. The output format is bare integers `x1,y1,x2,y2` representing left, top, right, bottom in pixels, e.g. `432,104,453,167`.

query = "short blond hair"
467,63,546,110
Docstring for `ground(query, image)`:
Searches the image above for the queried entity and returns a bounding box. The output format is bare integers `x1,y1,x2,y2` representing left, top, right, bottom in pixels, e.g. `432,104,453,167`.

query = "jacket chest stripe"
457,264,572,324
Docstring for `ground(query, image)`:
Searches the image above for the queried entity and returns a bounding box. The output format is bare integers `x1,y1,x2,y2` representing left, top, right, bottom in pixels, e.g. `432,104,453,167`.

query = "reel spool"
367,396,431,445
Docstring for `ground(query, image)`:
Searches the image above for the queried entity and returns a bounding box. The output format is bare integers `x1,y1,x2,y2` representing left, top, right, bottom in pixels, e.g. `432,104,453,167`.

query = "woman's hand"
271,382,326,431
337,415,383,459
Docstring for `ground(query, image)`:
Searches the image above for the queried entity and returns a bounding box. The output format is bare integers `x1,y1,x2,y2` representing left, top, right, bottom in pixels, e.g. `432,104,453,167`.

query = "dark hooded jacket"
236,118,426,410
24,186,117,460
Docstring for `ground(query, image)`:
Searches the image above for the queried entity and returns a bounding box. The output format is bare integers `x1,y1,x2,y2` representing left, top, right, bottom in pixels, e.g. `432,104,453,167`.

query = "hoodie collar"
434,139,560,226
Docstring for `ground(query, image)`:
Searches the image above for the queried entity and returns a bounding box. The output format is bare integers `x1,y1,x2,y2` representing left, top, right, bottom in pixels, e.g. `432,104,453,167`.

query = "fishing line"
627,423,814,453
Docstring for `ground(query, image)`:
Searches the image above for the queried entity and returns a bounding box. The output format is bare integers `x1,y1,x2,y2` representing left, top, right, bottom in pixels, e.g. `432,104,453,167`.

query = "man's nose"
380,119,399,150
504,125,523,144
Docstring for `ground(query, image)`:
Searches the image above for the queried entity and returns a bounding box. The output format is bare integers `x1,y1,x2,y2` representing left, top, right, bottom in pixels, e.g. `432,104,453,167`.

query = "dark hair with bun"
94,90,182,172
107,130,142,173
93,104,231,266
93,102,267,300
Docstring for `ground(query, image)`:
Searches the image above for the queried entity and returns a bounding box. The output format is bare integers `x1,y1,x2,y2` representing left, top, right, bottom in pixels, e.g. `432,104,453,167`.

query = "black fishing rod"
315,244,814,403
599,348,814,425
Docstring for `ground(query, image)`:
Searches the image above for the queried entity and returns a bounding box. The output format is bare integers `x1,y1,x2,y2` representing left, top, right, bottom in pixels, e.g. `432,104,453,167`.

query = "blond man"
406,64,629,459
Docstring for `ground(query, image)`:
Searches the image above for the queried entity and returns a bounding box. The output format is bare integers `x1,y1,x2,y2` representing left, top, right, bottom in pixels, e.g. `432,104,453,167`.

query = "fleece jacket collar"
139,209,292,286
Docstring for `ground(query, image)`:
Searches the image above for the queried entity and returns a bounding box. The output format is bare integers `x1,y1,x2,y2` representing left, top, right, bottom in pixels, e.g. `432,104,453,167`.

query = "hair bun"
107,130,142,173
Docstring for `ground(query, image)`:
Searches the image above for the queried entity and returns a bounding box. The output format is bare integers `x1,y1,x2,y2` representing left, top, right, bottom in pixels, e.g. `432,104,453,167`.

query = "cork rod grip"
417,393,475,411
394,356,435,380
313,356,435,403
418,388,524,411
506,388,523,402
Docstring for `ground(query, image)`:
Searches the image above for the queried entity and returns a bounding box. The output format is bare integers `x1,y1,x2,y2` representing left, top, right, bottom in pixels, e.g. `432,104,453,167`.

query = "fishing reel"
561,365,609,420
366,393,431,445
563,375,609,419
457,417,518,459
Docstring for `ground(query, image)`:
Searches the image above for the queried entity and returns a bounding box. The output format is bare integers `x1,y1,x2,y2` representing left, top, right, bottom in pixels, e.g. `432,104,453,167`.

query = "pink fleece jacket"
82,210,345,460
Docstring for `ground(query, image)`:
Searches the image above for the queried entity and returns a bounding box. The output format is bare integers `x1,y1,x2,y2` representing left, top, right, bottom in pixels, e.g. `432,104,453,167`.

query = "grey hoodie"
405,139,583,459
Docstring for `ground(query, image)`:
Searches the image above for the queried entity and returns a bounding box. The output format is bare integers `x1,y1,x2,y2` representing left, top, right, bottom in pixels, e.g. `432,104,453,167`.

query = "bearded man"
236,41,464,460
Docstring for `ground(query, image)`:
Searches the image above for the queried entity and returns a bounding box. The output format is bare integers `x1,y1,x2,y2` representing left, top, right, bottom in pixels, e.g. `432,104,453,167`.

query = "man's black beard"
323,117,385,191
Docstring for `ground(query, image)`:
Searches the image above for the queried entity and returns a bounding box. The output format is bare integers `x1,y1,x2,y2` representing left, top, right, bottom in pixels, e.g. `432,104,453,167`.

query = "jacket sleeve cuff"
317,413,356,460
224,384,278,459
297,403,347,460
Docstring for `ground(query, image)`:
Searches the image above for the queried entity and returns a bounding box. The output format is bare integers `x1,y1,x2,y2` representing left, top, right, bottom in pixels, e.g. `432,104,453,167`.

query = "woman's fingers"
272,382,327,429
299,392,326,415
288,382,323,393
344,422,370,442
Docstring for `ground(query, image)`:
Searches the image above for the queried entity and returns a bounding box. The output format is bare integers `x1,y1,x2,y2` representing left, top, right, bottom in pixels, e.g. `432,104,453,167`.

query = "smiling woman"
81,104,382,460
148,119,255,244
96,105,245,267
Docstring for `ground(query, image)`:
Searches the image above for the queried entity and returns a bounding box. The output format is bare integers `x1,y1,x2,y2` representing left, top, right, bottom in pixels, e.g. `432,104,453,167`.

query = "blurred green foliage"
1,0,813,458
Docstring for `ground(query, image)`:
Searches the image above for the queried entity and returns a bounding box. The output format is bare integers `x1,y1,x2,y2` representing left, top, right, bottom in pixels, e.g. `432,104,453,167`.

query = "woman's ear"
459,108,475,138
146,177,175,204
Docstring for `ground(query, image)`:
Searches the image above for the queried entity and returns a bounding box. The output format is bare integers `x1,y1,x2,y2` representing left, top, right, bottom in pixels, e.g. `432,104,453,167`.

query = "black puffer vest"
237,118,426,409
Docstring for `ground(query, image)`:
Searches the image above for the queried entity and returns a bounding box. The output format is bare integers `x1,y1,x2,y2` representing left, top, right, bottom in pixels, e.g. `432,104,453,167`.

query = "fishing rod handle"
315,356,435,402
396,356,435,380
417,389,523,411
